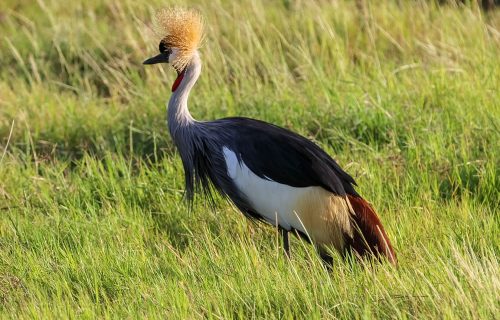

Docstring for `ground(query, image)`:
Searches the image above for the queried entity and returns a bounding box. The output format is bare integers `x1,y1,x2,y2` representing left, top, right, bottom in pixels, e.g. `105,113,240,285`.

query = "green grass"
1,0,499,318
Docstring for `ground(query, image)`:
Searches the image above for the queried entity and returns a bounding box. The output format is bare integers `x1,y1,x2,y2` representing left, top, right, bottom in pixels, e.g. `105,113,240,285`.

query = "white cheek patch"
169,47,180,65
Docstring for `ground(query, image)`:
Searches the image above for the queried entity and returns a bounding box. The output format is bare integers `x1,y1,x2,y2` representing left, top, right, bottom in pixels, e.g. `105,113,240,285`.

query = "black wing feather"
212,117,358,196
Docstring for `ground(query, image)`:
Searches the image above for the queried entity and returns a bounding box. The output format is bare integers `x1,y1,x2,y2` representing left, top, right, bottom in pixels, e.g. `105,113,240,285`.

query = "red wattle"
172,69,185,92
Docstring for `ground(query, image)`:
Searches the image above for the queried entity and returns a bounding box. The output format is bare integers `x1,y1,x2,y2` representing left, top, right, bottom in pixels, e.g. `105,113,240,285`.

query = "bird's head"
143,8,204,75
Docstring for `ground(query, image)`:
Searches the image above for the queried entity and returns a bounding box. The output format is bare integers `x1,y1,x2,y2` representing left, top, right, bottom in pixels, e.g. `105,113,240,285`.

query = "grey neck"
167,51,201,136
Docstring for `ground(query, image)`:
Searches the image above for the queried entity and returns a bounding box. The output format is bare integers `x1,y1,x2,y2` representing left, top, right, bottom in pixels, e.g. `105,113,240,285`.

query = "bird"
143,8,396,265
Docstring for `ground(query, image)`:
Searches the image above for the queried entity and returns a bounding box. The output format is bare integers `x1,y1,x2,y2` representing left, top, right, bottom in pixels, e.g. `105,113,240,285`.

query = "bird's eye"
159,42,167,53
159,42,172,56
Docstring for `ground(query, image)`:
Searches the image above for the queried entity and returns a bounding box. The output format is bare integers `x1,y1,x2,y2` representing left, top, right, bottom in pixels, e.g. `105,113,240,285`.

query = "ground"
0,0,499,318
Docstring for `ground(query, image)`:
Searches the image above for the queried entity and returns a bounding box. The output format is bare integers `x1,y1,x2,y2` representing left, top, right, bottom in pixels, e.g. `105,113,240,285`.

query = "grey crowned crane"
143,8,396,265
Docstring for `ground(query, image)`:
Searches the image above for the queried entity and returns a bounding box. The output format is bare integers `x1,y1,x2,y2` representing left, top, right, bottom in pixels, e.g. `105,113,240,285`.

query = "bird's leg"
318,246,333,270
320,251,333,267
280,228,290,258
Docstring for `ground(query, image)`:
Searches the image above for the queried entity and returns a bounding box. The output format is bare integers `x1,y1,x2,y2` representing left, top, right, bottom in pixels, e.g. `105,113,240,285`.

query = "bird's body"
144,8,396,264
173,115,355,248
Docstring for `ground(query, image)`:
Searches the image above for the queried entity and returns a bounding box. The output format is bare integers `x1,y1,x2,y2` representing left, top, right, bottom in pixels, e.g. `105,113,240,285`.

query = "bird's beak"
143,52,169,65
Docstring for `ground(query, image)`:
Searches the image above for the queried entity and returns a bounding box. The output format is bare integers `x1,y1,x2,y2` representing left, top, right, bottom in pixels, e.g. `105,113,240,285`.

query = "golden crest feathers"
154,7,204,70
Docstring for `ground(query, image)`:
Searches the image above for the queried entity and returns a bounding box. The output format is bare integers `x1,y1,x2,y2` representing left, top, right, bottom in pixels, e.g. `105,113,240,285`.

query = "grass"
0,0,499,318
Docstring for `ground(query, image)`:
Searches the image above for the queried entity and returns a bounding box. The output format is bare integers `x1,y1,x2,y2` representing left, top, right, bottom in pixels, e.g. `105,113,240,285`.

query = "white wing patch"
223,146,238,179
222,146,308,233
222,146,353,250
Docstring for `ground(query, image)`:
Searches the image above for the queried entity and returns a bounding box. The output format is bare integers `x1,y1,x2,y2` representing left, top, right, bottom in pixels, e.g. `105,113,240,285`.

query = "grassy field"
1,0,499,318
